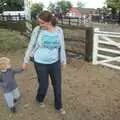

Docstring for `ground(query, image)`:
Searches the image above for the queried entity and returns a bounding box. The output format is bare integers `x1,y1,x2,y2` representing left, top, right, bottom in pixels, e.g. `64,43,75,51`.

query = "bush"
0,29,28,52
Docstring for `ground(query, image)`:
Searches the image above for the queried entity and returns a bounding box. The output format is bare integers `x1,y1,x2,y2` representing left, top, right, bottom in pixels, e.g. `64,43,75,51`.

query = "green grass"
0,28,28,52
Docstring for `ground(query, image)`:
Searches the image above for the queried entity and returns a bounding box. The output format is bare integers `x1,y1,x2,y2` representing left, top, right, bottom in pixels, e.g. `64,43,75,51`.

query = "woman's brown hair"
38,11,57,26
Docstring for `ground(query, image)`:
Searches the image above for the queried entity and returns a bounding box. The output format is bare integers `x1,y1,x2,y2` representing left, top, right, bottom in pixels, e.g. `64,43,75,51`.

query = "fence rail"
60,25,93,61
93,28,120,70
0,14,25,21
58,16,90,26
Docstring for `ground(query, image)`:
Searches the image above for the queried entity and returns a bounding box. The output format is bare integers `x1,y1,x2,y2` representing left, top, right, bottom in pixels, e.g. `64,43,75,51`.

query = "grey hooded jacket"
23,26,67,64
0,68,23,93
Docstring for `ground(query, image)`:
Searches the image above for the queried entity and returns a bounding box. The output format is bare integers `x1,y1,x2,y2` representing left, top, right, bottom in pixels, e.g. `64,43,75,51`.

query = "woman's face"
38,18,49,29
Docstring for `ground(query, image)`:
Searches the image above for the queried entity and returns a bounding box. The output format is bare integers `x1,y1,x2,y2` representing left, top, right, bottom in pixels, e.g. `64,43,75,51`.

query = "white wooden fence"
92,28,120,70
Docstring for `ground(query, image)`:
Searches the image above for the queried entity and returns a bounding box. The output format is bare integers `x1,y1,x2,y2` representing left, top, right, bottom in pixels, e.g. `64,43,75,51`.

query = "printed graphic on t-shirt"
42,31,60,49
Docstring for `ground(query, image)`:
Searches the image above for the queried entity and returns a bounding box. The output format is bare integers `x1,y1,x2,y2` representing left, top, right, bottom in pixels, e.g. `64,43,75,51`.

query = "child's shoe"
10,106,17,113
14,99,18,103
14,98,20,105
14,98,19,103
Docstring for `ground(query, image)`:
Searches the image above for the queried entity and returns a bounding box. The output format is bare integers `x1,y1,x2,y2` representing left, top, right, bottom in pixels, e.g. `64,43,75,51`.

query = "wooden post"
61,17,63,25
69,17,70,25
85,27,94,62
58,24,94,62
18,13,21,21
77,17,79,26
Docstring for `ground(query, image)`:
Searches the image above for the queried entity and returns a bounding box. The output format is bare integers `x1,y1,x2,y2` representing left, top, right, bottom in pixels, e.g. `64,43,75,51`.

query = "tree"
31,3,44,20
0,0,7,7
77,2,85,10
48,2,55,13
0,0,7,12
56,0,72,14
105,0,120,19
106,0,120,10
0,0,24,12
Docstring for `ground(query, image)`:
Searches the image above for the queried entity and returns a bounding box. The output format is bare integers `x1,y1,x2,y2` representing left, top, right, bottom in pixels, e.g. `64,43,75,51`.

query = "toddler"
0,57,23,113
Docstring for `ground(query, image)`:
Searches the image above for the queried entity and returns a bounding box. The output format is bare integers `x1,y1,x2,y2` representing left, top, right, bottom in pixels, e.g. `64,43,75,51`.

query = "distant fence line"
58,16,90,26
0,14,26,32
0,14,25,21
0,14,91,28
91,15,120,24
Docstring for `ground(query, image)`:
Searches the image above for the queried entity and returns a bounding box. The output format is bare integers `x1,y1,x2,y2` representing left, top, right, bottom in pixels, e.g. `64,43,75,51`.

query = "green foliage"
0,0,6,12
0,0,24,12
106,0,120,10
56,0,72,13
77,2,85,10
47,2,55,13
31,3,44,20
0,29,27,52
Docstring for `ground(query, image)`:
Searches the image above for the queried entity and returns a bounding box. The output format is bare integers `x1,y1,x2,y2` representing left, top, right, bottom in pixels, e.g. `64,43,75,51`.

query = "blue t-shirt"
34,30,61,64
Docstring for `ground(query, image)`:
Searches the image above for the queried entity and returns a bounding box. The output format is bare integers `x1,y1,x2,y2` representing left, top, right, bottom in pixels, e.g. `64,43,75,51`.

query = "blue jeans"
4,88,20,108
34,61,62,110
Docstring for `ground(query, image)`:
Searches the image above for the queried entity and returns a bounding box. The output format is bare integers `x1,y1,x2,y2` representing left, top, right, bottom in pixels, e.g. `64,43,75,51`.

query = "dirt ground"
0,50,120,120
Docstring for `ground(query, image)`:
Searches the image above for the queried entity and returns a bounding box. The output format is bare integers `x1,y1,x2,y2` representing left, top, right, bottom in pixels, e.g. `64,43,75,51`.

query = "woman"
22,11,66,114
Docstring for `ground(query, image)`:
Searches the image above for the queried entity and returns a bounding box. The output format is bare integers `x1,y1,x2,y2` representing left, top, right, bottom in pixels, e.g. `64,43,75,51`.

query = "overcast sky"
32,0,105,9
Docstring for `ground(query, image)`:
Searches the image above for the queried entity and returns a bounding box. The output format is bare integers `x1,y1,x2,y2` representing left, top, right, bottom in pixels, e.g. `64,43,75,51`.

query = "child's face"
0,62,11,72
0,58,11,72
6,62,11,69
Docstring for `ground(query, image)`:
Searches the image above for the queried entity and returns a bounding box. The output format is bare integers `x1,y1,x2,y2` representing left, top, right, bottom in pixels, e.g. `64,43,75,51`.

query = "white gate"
92,28,120,70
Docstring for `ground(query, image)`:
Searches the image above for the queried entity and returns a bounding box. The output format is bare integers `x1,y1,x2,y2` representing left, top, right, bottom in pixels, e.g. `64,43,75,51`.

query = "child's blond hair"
0,57,10,71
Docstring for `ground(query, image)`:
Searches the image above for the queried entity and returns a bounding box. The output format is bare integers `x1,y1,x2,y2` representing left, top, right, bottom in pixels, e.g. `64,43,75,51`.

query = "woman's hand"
22,63,27,70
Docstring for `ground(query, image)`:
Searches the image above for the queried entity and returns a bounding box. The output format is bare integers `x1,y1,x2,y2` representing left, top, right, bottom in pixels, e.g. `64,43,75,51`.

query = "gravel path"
0,50,120,120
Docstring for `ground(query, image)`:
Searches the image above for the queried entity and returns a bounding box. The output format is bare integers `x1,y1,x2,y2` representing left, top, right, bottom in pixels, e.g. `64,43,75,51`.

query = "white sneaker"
39,102,45,108
56,108,66,115
36,100,45,108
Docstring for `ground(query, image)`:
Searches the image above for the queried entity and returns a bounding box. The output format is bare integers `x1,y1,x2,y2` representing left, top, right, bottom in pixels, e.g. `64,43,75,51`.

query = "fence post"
85,27,94,61
69,17,70,25
61,17,63,25
92,28,99,64
1,14,4,21
18,13,21,21
77,17,79,26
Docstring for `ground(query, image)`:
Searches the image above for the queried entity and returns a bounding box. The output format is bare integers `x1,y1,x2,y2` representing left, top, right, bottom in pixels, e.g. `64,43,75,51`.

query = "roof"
69,8,81,15
76,8,96,14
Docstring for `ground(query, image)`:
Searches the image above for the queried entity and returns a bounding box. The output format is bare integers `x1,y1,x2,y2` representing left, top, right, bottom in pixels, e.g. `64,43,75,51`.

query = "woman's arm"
23,26,40,64
58,27,67,65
